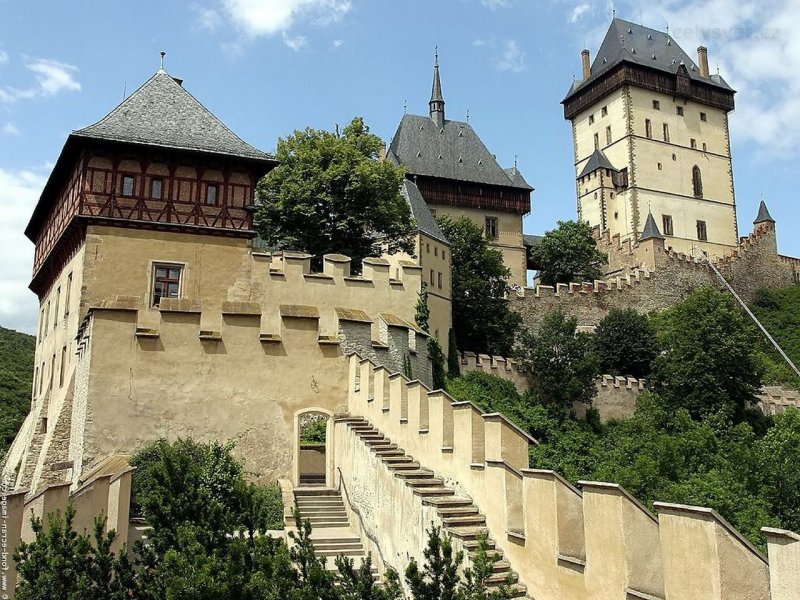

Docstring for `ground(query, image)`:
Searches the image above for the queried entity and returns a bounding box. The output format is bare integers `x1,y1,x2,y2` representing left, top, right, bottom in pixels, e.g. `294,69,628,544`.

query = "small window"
696,220,708,241
44,300,50,333
434,247,438,257
39,362,44,394
700,112,707,122
593,133,599,150
690,138,697,149
605,126,612,145
702,142,707,152
33,367,38,397
49,354,55,391
652,100,661,110
588,114,595,125
601,106,608,117
54,287,60,328
426,243,430,254
658,163,663,170
152,264,182,307
205,184,218,205
437,272,443,289
662,215,674,236
663,123,670,142
121,175,135,197
151,178,163,199
692,165,703,198
59,345,67,388
485,217,498,240
645,119,652,138
676,106,684,116
64,272,72,317
430,269,435,285
672,154,677,161
442,250,446,260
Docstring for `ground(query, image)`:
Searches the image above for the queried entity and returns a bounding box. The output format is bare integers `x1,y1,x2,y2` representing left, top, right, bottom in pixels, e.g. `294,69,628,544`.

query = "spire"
158,51,167,74
640,211,665,241
753,199,775,224
429,47,445,129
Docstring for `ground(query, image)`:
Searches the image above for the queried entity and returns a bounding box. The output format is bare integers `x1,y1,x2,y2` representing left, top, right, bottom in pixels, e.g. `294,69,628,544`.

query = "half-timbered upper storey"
25,68,277,296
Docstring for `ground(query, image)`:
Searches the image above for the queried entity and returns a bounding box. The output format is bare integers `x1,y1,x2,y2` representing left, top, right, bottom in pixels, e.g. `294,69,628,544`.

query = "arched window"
692,166,703,198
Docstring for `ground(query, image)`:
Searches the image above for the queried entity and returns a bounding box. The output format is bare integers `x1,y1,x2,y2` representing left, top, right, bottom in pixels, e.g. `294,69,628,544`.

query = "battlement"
343,352,797,600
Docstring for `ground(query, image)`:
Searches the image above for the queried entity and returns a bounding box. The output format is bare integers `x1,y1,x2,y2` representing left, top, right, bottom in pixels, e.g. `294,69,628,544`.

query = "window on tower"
662,215,674,236
485,217,498,240
593,133,599,150
677,106,684,116
653,99,661,110
588,114,595,125
700,112,707,122
696,220,708,241
205,184,218,205
663,123,670,142
692,165,703,198
121,175,135,197
151,178,163,199
645,119,652,138
606,126,612,145
691,138,697,149
152,264,183,307
601,106,608,117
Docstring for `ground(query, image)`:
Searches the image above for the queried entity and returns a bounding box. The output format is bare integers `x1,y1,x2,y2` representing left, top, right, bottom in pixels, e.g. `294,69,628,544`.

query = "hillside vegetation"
751,284,800,389
0,326,34,455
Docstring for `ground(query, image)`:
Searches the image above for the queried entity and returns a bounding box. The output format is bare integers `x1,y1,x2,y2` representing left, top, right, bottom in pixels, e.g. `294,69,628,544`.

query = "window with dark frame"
205,184,218,205
606,126,612,145
430,269,435,285
662,215,674,236
692,165,703,198
151,178,163,199
663,123,670,142
49,354,55,391
677,106,684,116
54,287,60,328
645,118,652,138
152,264,182,307
65,272,72,317
485,217,498,240
121,175,135,197
601,106,608,116
589,114,595,125
59,345,67,388
593,133,599,149
700,112,707,122
697,220,708,241
437,272,443,289
653,99,661,110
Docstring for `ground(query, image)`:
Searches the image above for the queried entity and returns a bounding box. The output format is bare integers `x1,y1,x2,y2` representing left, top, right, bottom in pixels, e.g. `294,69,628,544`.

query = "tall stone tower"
563,18,738,259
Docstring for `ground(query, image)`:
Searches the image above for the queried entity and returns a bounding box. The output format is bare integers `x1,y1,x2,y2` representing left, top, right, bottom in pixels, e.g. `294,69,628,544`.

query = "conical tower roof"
639,212,665,241
753,200,775,224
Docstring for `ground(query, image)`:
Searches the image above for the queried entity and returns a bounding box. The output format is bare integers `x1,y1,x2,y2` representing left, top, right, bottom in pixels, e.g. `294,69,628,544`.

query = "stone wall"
342,353,799,600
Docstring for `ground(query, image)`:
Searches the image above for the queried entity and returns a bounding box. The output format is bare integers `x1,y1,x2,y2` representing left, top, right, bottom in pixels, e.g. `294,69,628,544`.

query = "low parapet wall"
344,352,795,600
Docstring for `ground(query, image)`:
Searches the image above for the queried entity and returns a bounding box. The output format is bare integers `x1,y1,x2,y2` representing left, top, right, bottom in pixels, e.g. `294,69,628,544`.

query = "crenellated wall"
341,352,797,600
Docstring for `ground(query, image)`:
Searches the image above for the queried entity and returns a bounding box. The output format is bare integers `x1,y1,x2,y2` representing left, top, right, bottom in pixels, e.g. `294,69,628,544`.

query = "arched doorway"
294,409,333,487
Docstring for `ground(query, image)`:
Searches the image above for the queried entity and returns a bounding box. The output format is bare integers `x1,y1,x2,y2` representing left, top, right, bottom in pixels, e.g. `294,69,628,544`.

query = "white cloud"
0,168,47,334
570,0,800,157
195,6,222,30
0,50,8,65
570,2,592,22
497,39,526,72
332,39,344,48
0,58,80,103
2,122,20,135
481,0,511,8
221,0,351,37
473,34,496,47
282,31,308,50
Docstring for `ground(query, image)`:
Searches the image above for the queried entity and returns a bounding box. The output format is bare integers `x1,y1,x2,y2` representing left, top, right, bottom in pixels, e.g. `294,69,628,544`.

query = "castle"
2,17,800,600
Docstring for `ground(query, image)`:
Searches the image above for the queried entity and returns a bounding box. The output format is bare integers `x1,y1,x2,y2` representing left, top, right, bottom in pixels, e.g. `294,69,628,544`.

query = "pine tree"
416,283,431,333
405,526,462,600
447,329,460,377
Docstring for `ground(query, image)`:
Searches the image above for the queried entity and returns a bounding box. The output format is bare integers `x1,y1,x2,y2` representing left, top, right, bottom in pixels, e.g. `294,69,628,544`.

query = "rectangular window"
205,184,218,205
677,106,684,116
653,100,661,110
151,178,163,199
54,287,60,328
700,112,707,122
121,175,135,197
663,123,670,142
605,126,612,145
485,217,498,240
601,106,608,117
588,114,595,125
44,301,50,333
434,246,438,257
437,272,443,289
426,243,430,254
691,138,697,149
702,142,707,152
49,354,55,391
33,367,38,398
696,220,708,241
442,250,446,260
645,119,652,138
39,308,44,340
65,272,72,317
662,215,674,236
152,264,182,307
59,345,67,388
430,269,435,285
593,133,599,150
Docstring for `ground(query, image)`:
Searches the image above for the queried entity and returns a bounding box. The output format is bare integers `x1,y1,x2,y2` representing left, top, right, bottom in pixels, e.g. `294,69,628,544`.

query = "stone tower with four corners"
387,53,534,288
563,18,738,259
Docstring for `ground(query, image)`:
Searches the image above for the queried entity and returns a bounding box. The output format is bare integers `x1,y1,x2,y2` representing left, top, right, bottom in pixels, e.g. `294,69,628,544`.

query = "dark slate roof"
73,70,273,162
754,200,775,224
523,234,543,249
401,179,449,245
387,114,533,190
639,212,665,240
567,18,733,99
431,62,444,104
504,166,533,190
577,149,618,179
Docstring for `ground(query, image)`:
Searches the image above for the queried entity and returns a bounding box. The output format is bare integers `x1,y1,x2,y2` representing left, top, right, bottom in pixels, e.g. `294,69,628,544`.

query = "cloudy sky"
1,0,798,333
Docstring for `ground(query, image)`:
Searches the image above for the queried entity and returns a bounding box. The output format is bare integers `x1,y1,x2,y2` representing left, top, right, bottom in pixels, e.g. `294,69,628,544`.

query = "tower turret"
429,49,445,129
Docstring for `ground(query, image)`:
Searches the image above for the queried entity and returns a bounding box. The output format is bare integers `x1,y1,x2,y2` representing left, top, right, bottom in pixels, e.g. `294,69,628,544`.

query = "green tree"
758,408,800,532
255,117,415,265
335,554,402,600
750,285,800,389
405,526,463,600
460,534,513,600
517,311,600,410
300,418,327,444
447,329,460,377
593,308,658,378
649,287,763,420
437,216,521,356
429,338,446,391
530,220,607,286
416,283,431,333
0,326,34,455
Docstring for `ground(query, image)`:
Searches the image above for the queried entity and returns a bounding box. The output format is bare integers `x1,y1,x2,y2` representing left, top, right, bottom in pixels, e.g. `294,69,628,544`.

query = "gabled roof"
73,70,273,161
753,200,775,224
639,212,665,241
387,114,533,191
401,179,449,245
577,149,618,179
567,18,733,99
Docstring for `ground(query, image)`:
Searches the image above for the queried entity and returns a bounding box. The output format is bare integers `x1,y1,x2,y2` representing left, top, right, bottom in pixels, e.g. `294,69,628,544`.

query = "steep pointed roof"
401,179,449,245
577,149,618,179
639,212,665,241
73,70,273,161
753,200,775,224
566,18,733,100
430,57,444,105
504,166,532,189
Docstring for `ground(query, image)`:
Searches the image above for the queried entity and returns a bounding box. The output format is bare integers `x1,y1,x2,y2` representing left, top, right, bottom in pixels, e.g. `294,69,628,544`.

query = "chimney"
697,46,709,78
581,49,591,79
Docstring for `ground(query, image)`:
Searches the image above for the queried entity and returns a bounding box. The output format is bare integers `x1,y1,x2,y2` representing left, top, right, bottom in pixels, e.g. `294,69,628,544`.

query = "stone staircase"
293,487,378,580
336,416,528,598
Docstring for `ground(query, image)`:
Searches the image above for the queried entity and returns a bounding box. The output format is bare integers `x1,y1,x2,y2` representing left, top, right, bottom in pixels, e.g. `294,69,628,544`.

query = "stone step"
441,514,486,527
303,518,350,528
313,541,363,552
373,448,405,457
296,500,346,508
492,560,512,573
386,461,421,471
404,477,445,488
500,583,527,598
297,510,347,519
316,547,365,557
294,488,339,496
421,496,473,508
363,439,393,447
412,487,455,497
486,571,518,585
463,538,497,552
333,417,365,424
437,506,480,518
446,526,489,541
393,469,435,479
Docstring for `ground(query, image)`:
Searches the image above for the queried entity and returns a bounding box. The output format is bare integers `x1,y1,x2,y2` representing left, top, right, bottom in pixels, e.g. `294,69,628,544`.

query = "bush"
594,308,658,378
530,220,607,286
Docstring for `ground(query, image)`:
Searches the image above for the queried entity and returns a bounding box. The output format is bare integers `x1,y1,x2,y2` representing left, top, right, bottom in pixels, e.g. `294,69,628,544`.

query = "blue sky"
1,0,798,333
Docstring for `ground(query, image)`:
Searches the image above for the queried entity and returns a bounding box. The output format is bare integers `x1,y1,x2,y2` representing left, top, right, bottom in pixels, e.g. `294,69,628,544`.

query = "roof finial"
466,108,469,123
514,154,518,168
435,45,439,66
403,99,407,114
159,51,166,73
429,48,445,128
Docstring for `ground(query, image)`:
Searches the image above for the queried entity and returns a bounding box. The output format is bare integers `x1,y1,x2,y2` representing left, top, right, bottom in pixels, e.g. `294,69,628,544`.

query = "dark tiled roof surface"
577,149,618,178
401,179,449,245
388,114,532,190
523,234,543,248
639,212,665,240
567,18,733,99
73,71,273,161
753,200,775,224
